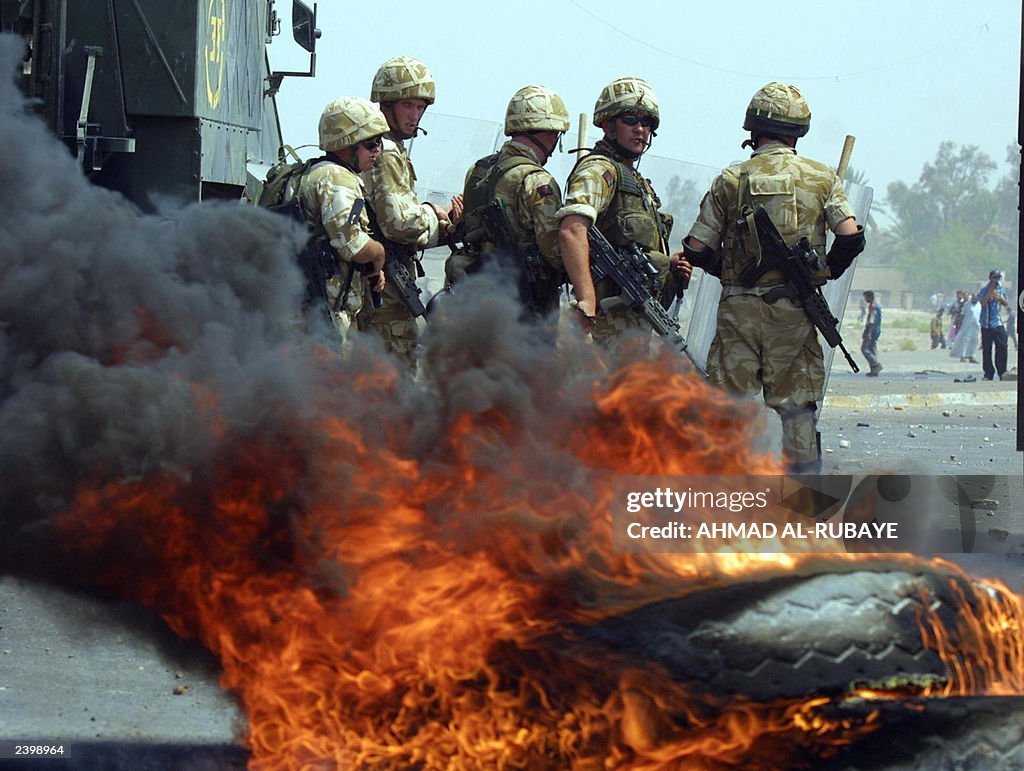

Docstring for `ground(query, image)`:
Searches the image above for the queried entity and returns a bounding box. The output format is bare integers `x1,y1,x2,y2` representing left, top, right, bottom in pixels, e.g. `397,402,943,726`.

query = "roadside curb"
824,391,1017,409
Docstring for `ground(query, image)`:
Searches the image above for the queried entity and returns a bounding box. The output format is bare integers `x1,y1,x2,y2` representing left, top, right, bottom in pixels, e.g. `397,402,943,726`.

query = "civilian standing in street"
861,290,882,376
978,269,1010,380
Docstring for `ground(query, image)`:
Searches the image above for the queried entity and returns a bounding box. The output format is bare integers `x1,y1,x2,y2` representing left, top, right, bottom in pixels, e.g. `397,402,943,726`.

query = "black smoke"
0,33,628,574
0,33,338,562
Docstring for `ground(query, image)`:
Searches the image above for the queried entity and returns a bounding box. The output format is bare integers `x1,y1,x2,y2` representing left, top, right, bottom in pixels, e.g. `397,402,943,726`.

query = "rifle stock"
586,226,707,376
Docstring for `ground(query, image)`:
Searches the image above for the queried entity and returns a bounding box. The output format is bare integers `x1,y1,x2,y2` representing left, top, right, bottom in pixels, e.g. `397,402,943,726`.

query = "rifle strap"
484,155,535,251
737,171,762,267
486,154,533,203
328,199,368,313
335,262,356,313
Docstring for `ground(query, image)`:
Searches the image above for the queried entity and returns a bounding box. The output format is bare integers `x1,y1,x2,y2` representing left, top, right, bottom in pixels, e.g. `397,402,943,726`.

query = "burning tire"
579,569,968,701
818,696,1024,770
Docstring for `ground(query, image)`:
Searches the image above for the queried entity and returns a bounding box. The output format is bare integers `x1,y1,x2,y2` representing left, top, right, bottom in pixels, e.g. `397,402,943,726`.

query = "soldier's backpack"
256,154,341,321
257,154,326,223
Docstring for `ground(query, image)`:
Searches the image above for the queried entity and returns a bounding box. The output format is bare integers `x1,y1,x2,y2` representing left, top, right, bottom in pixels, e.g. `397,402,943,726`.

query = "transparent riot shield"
407,112,503,209
635,153,720,333
405,112,503,298
821,182,874,386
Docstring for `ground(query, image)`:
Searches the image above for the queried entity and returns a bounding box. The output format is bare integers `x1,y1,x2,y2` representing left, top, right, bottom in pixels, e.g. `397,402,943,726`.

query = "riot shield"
405,112,503,299
408,111,504,210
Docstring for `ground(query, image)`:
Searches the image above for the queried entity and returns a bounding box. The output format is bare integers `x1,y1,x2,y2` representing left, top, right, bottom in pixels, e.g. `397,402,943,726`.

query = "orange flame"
50,354,1024,769
916,564,1024,697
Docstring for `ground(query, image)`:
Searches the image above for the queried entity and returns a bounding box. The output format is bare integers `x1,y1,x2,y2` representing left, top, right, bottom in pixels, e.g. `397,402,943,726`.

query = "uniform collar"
752,140,797,157
505,139,544,164
594,138,635,165
385,130,407,149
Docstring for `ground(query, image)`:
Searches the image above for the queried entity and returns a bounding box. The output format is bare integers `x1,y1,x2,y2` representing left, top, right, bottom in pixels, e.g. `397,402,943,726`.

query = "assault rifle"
586,226,706,376
739,206,859,372
382,245,426,318
479,201,557,317
365,204,427,319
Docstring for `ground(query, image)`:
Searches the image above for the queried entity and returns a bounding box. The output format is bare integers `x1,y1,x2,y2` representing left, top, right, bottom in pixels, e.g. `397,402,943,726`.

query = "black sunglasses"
618,114,657,129
360,136,384,151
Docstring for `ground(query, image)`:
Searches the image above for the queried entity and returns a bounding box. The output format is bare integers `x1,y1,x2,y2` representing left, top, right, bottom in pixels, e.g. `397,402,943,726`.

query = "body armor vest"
460,152,535,253
721,153,831,286
587,140,670,255
452,149,560,316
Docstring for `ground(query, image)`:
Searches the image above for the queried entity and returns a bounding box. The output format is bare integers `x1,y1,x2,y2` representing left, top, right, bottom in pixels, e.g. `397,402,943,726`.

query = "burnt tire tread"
580,569,970,700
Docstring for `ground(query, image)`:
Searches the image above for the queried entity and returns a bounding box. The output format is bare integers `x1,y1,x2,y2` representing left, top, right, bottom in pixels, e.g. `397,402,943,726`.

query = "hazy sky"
270,0,1020,215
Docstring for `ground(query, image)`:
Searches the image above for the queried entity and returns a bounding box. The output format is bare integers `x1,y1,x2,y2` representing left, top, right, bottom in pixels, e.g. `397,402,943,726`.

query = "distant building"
848,265,1013,312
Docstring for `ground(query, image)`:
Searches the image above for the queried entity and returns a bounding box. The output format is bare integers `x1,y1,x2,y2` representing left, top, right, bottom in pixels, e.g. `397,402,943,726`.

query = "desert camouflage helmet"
318,97,389,153
743,82,811,137
592,77,659,128
370,56,436,105
504,85,570,135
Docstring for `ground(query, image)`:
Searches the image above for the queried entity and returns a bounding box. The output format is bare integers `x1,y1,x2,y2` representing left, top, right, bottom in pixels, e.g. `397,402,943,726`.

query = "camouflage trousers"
589,260,668,349
356,257,420,368
706,289,825,468
590,303,649,348
324,272,361,343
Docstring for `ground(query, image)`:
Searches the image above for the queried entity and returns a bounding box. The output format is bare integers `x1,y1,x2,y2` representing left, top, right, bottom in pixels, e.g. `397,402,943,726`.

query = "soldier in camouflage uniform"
679,82,866,473
446,85,569,330
298,96,388,336
360,55,463,367
557,77,689,347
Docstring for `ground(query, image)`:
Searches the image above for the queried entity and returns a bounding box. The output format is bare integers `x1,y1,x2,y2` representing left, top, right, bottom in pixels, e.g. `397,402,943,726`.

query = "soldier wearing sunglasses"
297,97,389,334
557,77,690,348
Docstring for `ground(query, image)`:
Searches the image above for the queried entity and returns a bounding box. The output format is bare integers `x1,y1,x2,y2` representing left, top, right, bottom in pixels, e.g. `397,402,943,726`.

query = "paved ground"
0,576,245,768
820,349,1019,476
816,345,1024,595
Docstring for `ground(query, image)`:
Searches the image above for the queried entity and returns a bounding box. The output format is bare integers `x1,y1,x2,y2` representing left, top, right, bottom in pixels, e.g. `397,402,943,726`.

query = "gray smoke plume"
0,31,726,592
0,34,337,545
0,33,617,567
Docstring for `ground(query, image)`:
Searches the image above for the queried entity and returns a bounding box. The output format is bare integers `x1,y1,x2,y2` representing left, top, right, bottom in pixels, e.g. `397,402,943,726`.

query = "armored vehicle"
0,0,318,210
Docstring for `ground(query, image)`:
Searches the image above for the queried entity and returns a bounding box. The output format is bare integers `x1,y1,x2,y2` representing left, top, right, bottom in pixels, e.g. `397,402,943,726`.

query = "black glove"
683,242,722,278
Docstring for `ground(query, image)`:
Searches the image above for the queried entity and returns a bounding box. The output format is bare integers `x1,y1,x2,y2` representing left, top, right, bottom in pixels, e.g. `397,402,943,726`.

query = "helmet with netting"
592,77,659,128
743,82,811,137
370,56,436,105
318,97,389,152
504,85,570,135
